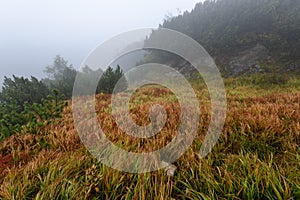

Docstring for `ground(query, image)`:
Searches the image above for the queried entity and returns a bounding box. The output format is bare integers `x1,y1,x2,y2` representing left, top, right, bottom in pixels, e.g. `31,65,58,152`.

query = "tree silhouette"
97,65,128,94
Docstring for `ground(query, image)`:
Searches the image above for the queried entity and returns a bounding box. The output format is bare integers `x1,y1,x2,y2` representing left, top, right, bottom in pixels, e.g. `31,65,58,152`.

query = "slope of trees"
150,0,300,60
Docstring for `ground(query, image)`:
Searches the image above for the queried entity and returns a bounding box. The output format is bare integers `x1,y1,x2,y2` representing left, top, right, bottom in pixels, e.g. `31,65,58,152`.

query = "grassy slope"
0,76,299,200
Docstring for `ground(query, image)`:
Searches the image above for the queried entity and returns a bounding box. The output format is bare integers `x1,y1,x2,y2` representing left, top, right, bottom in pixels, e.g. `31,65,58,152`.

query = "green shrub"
0,90,67,141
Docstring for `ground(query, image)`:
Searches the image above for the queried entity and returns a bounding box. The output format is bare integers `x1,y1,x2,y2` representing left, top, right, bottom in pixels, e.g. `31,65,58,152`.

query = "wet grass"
0,76,299,199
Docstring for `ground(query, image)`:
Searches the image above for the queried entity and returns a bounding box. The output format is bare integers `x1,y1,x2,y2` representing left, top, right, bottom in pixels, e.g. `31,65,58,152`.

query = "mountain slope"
147,0,300,76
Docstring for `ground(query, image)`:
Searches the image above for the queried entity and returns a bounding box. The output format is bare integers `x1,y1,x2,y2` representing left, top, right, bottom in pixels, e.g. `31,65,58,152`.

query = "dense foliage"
0,56,127,140
0,89,66,141
0,74,67,141
0,76,50,109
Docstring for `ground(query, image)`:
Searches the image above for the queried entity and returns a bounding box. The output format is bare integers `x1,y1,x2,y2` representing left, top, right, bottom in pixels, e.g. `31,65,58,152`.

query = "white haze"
0,0,201,85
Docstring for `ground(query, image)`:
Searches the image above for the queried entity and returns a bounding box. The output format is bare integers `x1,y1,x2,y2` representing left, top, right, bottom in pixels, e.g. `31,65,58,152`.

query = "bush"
0,90,67,141
0,76,50,109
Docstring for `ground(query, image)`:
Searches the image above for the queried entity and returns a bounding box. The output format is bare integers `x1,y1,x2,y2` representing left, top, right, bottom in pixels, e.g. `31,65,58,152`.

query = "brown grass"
0,84,299,199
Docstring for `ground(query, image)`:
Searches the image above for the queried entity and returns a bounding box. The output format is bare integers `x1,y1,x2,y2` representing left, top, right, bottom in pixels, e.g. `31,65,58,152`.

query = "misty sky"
0,0,201,85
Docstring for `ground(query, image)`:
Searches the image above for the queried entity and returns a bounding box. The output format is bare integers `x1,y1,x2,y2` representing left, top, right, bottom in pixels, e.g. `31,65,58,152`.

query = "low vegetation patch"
0,79,299,199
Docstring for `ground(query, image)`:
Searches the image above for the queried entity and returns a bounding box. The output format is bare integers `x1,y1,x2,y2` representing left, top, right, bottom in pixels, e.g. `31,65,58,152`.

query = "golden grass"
0,82,299,199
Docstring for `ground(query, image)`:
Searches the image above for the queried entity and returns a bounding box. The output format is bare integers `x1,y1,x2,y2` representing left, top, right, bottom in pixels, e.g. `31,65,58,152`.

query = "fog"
0,0,200,86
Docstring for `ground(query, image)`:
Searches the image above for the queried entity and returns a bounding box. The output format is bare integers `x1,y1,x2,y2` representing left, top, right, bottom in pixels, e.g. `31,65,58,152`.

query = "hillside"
146,0,300,77
0,0,300,199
